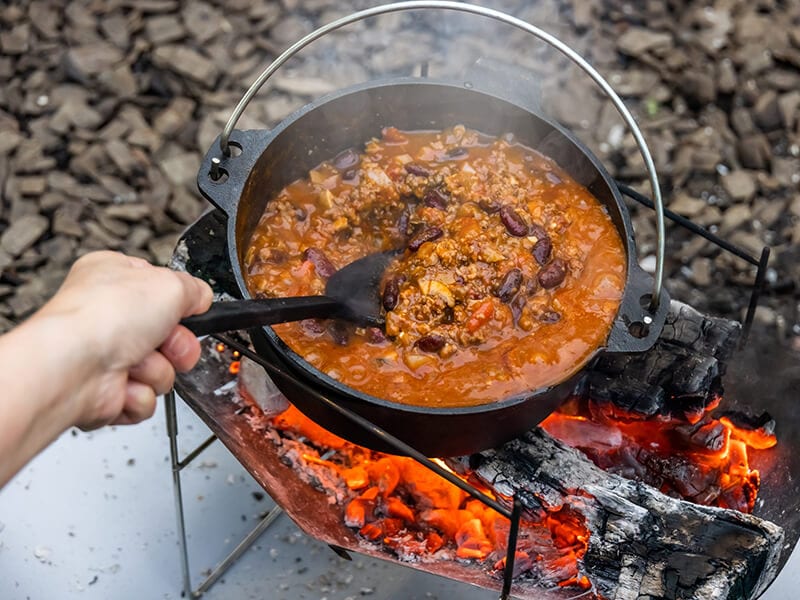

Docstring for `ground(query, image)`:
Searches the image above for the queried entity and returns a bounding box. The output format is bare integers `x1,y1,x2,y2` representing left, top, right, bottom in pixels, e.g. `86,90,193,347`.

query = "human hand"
35,251,213,429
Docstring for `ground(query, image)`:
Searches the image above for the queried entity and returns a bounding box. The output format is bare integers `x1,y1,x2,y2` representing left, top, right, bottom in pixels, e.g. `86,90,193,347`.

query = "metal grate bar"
740,246,771,347
617,182,760,266
500,497,522,600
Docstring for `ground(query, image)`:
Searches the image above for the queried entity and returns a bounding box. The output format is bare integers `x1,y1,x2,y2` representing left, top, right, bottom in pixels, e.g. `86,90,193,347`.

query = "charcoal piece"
457,429,784,600
675,420,728,452
587,300,738,419
717,410,776,434
592,342,722,411
586,372,664,418
660,300,742,362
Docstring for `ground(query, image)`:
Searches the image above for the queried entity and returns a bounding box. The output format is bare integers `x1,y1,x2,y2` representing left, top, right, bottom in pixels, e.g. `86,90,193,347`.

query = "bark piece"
722,170,757,202
145,15,186,45
737,134,771,170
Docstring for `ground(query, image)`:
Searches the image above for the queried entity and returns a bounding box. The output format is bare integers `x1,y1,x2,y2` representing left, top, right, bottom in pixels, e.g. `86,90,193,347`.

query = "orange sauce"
245,127,626,407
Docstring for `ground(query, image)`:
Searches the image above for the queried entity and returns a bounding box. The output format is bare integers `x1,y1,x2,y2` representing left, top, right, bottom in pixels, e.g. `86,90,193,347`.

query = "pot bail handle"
218,0,666,312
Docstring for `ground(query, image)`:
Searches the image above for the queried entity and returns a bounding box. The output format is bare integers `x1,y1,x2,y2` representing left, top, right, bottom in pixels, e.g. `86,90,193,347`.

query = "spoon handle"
180,296,340,336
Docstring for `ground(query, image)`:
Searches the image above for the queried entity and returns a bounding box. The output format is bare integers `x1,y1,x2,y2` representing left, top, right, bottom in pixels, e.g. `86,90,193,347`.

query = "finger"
159,325,202,373
111,380,157,425
128,351,175,395
170,270,214,317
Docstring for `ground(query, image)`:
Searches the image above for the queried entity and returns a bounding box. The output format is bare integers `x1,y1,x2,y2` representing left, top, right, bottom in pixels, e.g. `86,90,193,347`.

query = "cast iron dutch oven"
195,77,670,457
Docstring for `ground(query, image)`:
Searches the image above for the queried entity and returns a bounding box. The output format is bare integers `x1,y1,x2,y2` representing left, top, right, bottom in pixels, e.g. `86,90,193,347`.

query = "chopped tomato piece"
466,300,494,333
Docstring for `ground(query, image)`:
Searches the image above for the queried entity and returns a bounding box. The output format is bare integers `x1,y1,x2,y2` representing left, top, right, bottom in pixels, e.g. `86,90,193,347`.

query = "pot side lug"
605,263,670,354
197,129,271,218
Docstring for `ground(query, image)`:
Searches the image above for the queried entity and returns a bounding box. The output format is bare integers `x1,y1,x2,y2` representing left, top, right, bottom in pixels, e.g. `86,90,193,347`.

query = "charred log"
587,300,741,419
451,429,783,600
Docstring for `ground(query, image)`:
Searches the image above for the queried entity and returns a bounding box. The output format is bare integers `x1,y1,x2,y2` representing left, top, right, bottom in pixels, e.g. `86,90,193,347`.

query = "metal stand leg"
166,389,283,598
166,390,194,598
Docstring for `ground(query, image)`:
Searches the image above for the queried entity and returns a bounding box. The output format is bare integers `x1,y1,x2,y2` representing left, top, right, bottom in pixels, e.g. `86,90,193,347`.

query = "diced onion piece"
395,153,413,164
418,279,455,307
404,353,435,370
366,168,392,187
417,146,436,161
319,188,334,208
309,168,327,184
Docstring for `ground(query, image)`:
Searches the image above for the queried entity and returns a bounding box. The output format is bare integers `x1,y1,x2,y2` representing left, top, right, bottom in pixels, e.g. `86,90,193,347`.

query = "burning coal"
245,385,775,593
541,395,776,514
269,404,592,590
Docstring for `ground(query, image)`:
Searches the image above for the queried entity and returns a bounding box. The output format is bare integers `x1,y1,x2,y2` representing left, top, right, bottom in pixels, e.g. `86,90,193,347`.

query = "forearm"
0,313,89,486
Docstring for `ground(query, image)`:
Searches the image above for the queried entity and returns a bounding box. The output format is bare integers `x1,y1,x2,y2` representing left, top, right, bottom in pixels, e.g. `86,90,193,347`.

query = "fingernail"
166,334,190,359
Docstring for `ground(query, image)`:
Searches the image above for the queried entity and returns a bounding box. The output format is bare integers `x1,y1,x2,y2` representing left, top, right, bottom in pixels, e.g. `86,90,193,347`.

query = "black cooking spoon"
180,251,397,336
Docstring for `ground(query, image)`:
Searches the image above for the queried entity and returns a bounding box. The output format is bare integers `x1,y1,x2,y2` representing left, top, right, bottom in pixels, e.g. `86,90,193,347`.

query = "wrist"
12,310,101,424
0,310,99,485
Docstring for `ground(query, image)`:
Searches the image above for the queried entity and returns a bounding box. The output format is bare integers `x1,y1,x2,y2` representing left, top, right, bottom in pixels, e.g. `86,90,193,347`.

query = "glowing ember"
269,404,591,589
228,360,241,375
541,395,776,513
216,342,226,353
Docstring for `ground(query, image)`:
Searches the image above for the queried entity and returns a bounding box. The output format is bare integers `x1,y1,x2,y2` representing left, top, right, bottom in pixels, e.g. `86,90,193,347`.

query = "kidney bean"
495,268,523,303
531,236,552,265
327,321,350,346
332,148,360,171
509,292,526,324
395,210,411,238
382,275,401,311
416,334,446,353
545,171,562,184
539,310,561,323
302,247,336,278
405,163,430,177
301,318,325,335
499,206,528,237
529,222,547,240
408,226,443,251
334,227,352,243
366,327,388,343
446,146,468,158
423,188,448,210
478,198,500,214
524,278,538,295
342,168,357,181
252,248,288,268
537,258,567,289
294,207,307,221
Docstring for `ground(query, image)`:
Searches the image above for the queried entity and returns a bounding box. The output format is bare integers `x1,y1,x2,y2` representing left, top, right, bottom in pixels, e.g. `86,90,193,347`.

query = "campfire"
238,360,776,594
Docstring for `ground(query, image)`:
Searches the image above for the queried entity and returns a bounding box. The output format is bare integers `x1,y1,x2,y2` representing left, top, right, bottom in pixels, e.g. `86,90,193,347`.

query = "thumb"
171,271,214,318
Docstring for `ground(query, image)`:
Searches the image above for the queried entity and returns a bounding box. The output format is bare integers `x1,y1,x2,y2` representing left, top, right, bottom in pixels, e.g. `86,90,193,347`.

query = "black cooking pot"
196,79,669,457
